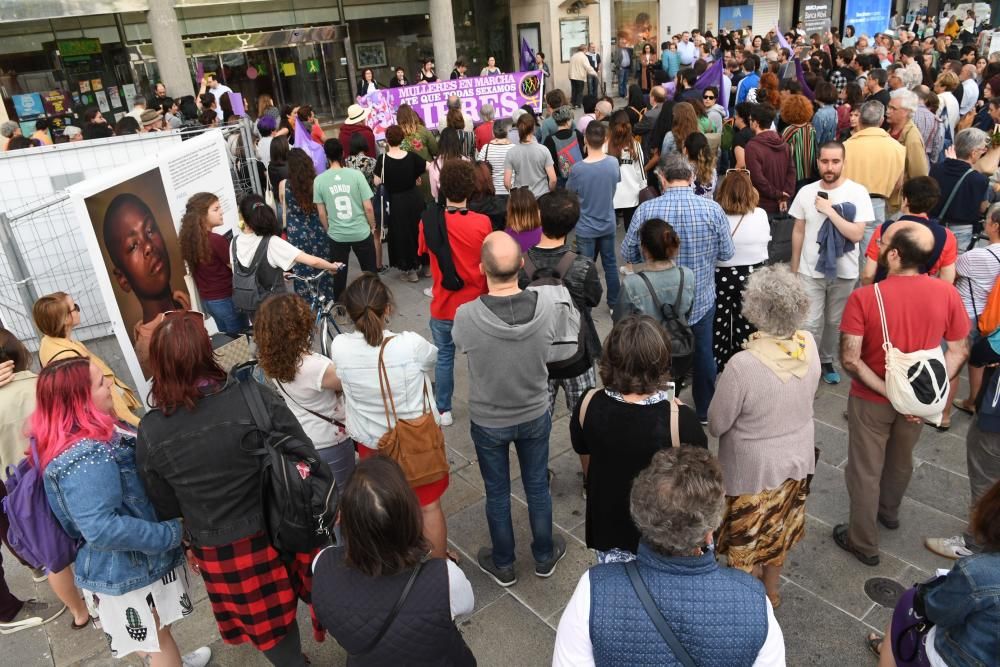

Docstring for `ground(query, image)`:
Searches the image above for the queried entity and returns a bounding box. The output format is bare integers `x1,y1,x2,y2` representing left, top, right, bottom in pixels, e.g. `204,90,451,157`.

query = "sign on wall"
719,5,753,31
801,1,833,34
844,0,893,38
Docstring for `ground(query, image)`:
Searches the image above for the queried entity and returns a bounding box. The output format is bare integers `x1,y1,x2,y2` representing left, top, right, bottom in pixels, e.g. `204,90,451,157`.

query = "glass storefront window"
613,0,658,50
453,0,512,73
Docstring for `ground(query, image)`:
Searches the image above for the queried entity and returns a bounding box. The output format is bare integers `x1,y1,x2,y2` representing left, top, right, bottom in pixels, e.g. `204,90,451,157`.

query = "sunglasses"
69,303,81,313
163,310,208,321
726,168,750,175
703,95,716,100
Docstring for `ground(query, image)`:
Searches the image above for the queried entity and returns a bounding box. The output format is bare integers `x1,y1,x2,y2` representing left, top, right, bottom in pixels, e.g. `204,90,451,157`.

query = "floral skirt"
716,477,809,571
712,263,763,373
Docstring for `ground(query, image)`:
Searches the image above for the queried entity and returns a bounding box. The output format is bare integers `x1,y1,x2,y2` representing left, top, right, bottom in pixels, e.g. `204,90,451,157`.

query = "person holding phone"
571,315,707,564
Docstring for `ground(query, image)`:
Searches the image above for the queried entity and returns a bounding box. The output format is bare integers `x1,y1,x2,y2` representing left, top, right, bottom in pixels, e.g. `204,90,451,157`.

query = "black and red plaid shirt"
190,532,324,651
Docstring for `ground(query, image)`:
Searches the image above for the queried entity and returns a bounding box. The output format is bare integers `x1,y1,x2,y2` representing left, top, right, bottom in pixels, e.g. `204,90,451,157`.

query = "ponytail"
342,273,392,347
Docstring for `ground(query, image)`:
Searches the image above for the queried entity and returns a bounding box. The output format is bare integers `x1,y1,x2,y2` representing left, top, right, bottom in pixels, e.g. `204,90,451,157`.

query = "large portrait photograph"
82,167,191,375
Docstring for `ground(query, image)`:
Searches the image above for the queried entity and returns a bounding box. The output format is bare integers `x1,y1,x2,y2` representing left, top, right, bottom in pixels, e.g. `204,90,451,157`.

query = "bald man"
453,231,574,586
836,220,969,566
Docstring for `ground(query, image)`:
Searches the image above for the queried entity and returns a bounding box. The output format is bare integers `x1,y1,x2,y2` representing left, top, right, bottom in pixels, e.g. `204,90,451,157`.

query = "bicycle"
289,268,350,357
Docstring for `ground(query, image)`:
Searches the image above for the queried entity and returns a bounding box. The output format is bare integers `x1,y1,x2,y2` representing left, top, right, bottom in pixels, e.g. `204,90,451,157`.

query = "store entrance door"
272,44,335,121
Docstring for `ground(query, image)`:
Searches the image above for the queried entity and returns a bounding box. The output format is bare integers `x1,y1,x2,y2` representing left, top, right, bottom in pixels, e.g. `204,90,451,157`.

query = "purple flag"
520,37,536,73
230,92,246,116
693,59,724,92
795,58,815,100
295,119,327,175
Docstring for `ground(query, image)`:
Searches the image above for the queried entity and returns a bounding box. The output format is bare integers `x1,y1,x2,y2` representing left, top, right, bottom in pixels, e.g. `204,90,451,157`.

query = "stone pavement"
4,239,973,667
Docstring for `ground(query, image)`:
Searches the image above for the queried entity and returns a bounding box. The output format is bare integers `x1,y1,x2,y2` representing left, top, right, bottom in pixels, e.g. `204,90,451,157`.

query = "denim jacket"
43,431,183,595
925,552,1000,667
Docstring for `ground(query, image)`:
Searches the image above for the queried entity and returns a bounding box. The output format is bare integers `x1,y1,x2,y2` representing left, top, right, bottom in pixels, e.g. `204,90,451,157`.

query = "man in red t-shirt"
418,160,491,427
837,221,969,565
861,176,957,285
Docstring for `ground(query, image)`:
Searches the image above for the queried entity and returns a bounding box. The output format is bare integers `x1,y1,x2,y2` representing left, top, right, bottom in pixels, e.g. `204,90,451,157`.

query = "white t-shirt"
209,84,233,120
789,179,874,280
312,549,474,619
233,231,300,271
717,208,771,267
276,353,348,449
552,569,786,666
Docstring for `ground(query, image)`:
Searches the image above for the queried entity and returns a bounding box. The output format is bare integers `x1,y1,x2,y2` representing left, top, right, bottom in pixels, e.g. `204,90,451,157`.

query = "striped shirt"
782,124,817,182
477,141,514,196
621,187,735,323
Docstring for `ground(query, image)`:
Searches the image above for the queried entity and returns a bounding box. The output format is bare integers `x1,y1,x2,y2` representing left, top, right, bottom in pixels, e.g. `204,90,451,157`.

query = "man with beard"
789,141,873,385
836,221,969,566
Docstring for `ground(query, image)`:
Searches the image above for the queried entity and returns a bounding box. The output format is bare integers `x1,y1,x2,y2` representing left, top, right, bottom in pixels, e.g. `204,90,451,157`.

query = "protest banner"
357,70,546,140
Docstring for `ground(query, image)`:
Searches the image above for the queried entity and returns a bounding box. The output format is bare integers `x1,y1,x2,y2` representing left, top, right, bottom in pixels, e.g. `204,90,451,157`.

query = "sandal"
70,616,93,630
924,418,950,432
866,632,883,659
446,549,461,565
767,592,782,610
952,399,976,415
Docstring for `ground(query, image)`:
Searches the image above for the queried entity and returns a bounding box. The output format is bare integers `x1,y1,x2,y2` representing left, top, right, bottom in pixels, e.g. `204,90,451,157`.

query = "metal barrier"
0,118,264,350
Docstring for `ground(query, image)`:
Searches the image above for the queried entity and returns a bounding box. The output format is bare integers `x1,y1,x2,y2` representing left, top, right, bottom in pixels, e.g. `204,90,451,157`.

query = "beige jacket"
569,51,597,82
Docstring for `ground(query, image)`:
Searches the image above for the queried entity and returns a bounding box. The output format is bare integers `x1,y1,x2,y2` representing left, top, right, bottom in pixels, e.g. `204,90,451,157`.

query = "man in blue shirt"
735,58,759,105
621,153,735,423
612,39,633,98
567,122,621,308
677,31,697,66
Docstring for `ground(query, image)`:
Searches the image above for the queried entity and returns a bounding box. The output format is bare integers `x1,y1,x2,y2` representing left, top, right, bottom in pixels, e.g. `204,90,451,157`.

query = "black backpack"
239,379,339,556
524,252,588,372
636,270,694,379
231,236,286,315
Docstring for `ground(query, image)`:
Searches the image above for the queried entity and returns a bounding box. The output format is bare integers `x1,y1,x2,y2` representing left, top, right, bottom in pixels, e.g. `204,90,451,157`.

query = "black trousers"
330,233,377,301
570,79,585,107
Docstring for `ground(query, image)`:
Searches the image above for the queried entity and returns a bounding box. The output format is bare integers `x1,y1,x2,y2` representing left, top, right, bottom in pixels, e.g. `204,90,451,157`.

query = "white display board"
66,130,238,404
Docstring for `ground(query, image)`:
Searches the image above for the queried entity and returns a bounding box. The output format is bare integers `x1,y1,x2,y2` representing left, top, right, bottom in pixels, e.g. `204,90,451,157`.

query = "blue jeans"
429,318,455,413
691,306,717,421
471,411,554,568
576,233,619,308
618,67,630,98
859,197,887,276
951,224,974,254
202,297,249,334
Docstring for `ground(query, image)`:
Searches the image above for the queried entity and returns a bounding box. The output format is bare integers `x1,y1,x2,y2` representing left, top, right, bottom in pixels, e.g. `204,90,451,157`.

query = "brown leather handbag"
375,337,450,487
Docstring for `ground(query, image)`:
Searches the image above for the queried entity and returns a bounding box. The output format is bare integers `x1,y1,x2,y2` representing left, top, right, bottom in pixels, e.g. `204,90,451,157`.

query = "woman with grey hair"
553,448,786,666
477,119,513,196
0,121,21,151
707,264,820,610
542,105,583,188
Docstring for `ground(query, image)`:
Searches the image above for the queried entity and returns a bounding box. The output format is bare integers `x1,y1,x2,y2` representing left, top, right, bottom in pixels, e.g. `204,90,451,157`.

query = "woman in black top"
268,136,290,219
570,315,707,562
374,124,428,281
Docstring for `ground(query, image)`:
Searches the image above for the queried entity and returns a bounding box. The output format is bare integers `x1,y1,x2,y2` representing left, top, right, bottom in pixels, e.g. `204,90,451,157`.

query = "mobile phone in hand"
817,192,829,200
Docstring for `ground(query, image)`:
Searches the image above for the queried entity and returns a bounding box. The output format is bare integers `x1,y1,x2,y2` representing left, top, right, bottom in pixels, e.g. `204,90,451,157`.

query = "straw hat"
344,104,371,125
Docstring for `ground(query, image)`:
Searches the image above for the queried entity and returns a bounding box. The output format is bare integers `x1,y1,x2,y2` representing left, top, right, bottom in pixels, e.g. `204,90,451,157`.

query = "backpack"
238,379,339,556
523,252,586,372
231,236,286,315
720,117,736,151
636,269,695,379
873,283,949,423
934,109,953,165
973,249,1000,335
551,132,583,181
2,438,80,572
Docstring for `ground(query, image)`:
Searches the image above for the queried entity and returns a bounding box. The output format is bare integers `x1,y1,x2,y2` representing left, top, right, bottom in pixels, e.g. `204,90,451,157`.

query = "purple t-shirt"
505,227,543,253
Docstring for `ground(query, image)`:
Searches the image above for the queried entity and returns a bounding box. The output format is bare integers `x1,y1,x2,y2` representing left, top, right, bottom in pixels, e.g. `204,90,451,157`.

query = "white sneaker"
423,287,433,298
439,411,454,426
925,535,973,560
181,646,212,667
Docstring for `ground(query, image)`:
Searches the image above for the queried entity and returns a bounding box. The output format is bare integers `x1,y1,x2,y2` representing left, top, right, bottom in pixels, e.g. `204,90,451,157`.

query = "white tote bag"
874,283,949,424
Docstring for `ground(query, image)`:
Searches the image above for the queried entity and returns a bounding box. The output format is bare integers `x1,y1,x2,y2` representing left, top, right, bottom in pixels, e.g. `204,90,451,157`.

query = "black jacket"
136,377,319,547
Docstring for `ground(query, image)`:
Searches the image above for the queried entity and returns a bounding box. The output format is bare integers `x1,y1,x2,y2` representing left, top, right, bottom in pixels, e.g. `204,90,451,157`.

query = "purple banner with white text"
357,70,546,140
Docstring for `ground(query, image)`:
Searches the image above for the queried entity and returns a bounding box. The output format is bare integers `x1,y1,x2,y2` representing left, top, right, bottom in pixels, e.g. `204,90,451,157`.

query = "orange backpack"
975,250,1000,335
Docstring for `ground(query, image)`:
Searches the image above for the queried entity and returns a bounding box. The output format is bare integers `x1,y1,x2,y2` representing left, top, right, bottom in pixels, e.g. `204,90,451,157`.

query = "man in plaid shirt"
621,153,735,423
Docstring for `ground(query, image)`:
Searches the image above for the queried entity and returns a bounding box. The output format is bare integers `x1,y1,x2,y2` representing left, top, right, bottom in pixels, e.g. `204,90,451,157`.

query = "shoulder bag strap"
578,388,599,428
554,251,577,280
522,255,538,281
873,283,892,353
377,336,398,430
939,168,975,223
730,213,747,237
636,271,666,313
668,399,681,448
354,558,427,657
672,266,688,319
275,381,346,429
624,561,697,667
238,379,274,437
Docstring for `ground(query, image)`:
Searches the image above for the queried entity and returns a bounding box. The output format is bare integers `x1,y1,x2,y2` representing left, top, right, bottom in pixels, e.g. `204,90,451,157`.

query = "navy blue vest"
873,215,948,283
589,545,768,667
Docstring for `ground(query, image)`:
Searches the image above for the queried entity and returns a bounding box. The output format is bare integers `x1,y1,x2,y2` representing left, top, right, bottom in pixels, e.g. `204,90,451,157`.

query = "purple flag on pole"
520,37,536,72
295,119,327,175
229,92,246,117
693,59,724,92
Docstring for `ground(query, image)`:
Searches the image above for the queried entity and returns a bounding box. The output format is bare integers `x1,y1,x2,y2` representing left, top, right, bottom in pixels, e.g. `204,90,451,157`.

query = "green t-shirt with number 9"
313,166,374,243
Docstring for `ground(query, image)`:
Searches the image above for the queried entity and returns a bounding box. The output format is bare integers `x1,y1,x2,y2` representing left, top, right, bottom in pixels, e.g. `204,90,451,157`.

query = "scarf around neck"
744,330,811,382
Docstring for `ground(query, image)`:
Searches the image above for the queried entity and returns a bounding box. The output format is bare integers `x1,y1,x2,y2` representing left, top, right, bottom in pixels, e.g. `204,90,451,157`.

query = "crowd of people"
1,13,1000,667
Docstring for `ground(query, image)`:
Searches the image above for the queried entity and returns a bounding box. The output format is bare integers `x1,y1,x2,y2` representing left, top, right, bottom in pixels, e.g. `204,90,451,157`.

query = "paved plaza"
4,229,973,667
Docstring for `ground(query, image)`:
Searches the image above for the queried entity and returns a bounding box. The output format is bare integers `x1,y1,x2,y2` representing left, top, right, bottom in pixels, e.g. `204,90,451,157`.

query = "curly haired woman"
178,192,247,334
254,293,354,489
780,94,817,190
